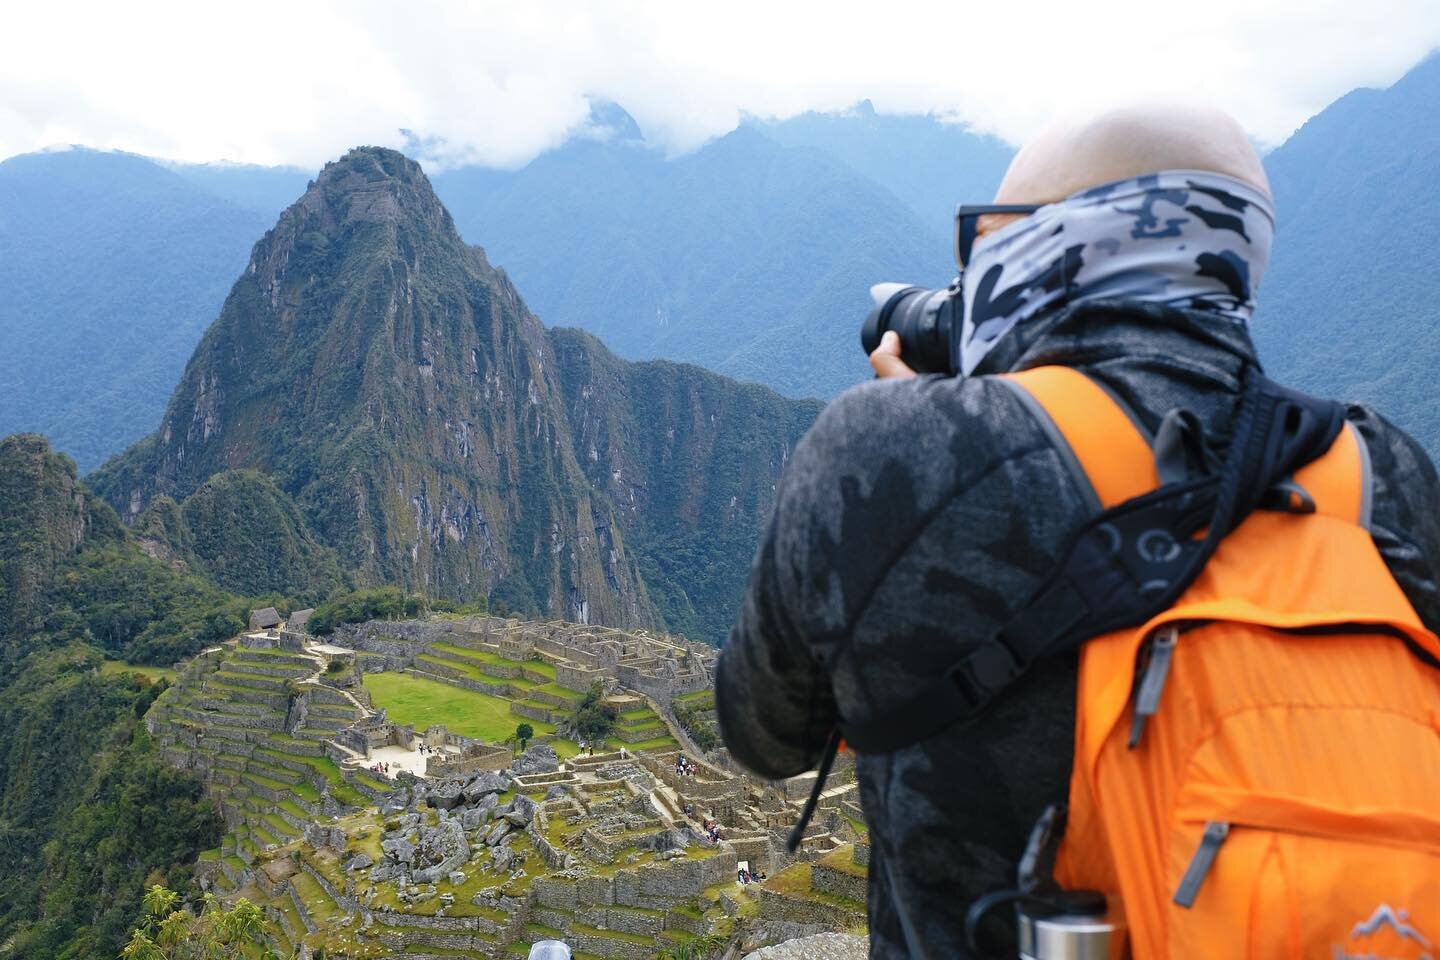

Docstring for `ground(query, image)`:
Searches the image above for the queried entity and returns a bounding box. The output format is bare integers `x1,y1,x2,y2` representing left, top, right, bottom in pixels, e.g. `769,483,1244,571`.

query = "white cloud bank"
2,0,1438,170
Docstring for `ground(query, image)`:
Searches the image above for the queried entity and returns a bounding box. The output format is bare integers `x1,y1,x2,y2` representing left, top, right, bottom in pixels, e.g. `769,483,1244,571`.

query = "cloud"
2,0,1438,170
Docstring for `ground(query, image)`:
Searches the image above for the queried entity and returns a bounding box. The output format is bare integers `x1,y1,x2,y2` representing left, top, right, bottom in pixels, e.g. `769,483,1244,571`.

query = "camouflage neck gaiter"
959,170,1275,376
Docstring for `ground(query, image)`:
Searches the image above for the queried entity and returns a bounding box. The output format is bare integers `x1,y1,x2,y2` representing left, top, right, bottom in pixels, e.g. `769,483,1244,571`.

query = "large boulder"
381,836,417,864
460,805,493,831
344,852,374,872
462,771,509,803
511,744,559,775
425,780,464,810
489,845,520,873
412,820,471,885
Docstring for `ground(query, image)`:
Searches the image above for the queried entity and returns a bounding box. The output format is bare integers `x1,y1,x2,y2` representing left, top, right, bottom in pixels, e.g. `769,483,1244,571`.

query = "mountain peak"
245,144,482,300
296,145,451,232
582,99,644,143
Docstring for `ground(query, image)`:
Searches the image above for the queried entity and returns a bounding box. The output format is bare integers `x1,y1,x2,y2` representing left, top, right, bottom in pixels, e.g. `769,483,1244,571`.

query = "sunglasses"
953,203,1042,269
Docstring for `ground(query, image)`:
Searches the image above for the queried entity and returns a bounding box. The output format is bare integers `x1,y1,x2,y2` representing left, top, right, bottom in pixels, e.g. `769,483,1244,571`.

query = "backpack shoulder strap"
999,366,1158,509
839,363,1348,754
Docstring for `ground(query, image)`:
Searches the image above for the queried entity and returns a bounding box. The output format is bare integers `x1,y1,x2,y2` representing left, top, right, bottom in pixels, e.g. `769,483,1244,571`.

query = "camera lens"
861,283,959,375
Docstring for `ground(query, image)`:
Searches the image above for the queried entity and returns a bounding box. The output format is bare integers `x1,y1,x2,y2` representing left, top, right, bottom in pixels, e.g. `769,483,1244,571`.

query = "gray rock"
344,852,374,872
368,861,402,883
305,822,347,851
381,837,417,864
489,846,520,873
484,820,512,846
545,784,568,800
411,820,471,885
459,806,490,831
462,771,509,803
425,780,464,810
511,744,559,775
448,871,466,886
743,934,870,960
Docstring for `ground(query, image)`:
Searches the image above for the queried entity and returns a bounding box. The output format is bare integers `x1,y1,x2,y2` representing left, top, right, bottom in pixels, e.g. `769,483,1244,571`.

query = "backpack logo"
1334,905,1433,960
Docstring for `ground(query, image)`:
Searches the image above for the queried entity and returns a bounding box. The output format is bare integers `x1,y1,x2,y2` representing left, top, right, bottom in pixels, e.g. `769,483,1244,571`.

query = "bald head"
995,103,1270,206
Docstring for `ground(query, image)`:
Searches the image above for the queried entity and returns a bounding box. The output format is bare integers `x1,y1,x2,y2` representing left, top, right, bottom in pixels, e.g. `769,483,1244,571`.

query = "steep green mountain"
0,435,223,960
1256,52,1440,453
431,121,953,399
752,100,1015,239
133,470,350,598
92,147,820,642
0,434,255,665
0,149,272,472
0,434,122,646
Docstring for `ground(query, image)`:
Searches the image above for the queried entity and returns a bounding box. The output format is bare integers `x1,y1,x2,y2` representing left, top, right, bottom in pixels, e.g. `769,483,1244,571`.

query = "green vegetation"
0,149,272,472
362,671,554,741
673,690,719,752
0,436,228,958
515,721,534,750
137,470,350,599
100,659,178,682
121,886,286,960
570,682,618,741
0,647,221,959
308,587,427,636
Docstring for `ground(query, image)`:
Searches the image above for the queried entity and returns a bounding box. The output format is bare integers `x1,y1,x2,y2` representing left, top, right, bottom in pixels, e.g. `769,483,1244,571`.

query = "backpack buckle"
953,640,1024,707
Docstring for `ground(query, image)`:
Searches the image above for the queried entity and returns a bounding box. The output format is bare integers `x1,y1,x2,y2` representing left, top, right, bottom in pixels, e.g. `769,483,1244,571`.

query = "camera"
859,281,963,376
860,202,1041,376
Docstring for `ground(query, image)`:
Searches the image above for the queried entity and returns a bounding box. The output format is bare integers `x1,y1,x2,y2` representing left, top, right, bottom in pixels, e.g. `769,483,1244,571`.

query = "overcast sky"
3,0,1438,171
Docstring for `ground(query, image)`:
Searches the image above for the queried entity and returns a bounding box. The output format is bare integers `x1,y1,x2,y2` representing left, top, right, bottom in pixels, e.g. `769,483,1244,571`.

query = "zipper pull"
1128,624,1179,748
1173,821,1230,908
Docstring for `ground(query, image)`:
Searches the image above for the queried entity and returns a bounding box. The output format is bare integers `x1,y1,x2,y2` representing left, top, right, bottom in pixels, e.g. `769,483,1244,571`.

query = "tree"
121,886,289,960
515,722,534,752
569,682,617,742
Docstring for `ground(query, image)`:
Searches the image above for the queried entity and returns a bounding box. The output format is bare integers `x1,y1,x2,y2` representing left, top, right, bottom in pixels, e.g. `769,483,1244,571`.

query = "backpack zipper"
1128,624,1179,748
1173,820,1231,908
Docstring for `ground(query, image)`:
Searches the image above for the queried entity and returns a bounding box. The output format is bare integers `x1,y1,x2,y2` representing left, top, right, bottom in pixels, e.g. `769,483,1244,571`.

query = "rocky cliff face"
0,435,122,645
92,147,820,641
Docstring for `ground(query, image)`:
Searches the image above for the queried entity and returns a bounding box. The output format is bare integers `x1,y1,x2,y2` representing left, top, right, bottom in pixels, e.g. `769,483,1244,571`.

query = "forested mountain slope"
0,434,226,960
0,150,272,470
752,100,1015,239
1256,52,1440,452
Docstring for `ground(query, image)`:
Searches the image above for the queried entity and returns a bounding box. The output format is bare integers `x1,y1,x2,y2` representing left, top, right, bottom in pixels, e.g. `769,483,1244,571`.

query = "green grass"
100,660,176,682
363,671,555,741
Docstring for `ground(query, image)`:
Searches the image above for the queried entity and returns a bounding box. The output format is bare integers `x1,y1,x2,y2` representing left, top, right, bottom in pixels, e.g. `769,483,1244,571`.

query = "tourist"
711,102,1440,956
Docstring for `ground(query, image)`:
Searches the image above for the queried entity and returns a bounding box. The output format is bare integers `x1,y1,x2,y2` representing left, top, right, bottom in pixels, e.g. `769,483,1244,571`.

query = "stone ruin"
158,613,867,957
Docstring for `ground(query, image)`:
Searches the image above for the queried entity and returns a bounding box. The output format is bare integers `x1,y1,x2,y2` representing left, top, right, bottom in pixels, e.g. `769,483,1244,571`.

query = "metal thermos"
1017,891,1126,960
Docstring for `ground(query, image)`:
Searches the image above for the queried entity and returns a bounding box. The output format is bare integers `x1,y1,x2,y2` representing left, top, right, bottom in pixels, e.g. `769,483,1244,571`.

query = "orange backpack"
1006,365,1440,960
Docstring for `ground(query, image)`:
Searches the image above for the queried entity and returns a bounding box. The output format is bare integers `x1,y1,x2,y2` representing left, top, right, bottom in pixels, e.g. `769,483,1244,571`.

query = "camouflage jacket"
715,300,1440,959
